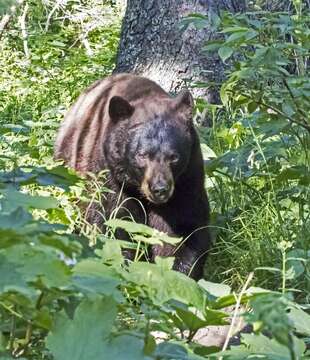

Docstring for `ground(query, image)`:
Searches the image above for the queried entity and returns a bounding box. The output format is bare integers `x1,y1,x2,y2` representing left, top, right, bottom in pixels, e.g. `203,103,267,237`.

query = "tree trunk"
114,0,246,103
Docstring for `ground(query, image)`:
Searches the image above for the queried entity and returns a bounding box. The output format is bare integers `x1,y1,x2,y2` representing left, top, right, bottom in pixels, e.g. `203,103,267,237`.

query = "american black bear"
54,73,211,280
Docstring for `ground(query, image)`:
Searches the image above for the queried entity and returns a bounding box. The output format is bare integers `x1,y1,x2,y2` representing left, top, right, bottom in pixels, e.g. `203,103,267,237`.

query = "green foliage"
189,2,310,296
1,0,310,358
187,2,310,357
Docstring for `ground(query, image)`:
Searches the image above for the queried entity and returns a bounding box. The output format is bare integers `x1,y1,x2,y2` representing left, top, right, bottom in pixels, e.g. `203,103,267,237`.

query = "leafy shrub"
0,1,310,358
189,2,310,300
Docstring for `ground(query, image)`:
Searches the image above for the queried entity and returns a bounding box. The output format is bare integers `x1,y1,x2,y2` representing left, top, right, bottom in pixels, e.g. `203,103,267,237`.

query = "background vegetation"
0,0,309,359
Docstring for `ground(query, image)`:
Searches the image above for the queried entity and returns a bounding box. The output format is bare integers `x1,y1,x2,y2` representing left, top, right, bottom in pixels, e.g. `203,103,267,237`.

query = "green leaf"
105,219,154,236
133,234,163,245
154,342,205,360
72,259,122,301
105,219,181,245
286,249,308,279
125,262,205,310
105,335,149,360
0,253,33,296
218,334,305,360
202,40,223,53
0,0,16,15
287,307,310,336
0,188,58,212
47,297,117,360
47,297,148,360
154,256,174,270
276,166,310,185
0,244,71,292
200,143,217,160
73,259,121,280
242,333,305,359
174,305,228,331
204,308,229,326
218,46,233,63
198,280,231,298
0,207,31,230
72,275,122,301
100,240,124,267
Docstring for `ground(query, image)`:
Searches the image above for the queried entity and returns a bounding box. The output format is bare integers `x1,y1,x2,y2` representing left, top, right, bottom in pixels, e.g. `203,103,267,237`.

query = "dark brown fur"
55,73,211,280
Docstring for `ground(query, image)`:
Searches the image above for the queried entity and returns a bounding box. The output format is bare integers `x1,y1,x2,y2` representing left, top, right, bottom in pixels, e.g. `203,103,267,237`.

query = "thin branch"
282,78,309,122
19,2,30,59
81,37,93,56
0,14,11,41
220,272,254,358
239,92,310,133
45,0,62,32
9,307,17,352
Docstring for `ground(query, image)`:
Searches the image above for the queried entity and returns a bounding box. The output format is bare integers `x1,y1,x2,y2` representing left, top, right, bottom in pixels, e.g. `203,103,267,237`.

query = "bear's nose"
151,183,170,198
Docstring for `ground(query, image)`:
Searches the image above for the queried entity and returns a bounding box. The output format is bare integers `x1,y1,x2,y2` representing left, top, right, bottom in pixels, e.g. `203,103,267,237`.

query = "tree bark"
114,0,246,102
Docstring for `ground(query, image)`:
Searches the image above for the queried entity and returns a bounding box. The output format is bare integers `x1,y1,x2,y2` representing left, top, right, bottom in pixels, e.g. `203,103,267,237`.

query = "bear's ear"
174,90,194,122
109,96,134,122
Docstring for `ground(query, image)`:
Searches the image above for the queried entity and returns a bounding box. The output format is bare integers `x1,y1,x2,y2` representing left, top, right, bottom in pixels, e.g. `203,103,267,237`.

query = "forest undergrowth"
0,1,309,359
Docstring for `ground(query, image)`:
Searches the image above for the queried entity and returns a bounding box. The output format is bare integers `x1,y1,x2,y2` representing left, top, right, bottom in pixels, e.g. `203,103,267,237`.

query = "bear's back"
54,74,169,173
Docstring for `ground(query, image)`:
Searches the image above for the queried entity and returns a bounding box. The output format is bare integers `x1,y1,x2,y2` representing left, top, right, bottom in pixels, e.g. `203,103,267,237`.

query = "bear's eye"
169,154,179,163
136,152,147,161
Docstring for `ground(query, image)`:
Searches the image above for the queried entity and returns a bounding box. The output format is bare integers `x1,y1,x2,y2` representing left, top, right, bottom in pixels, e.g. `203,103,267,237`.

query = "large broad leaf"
47,297,149,360
287,307,310,336
125,262,205,310
0,245,71,292
72,259,122,301
105,219,154,236
198,280,231,299
217,334,306,359
0,188,58,212
47,297,117,360
154,342,205,360
106,335,151,360
0,165,79,190
0,207,32,230
0,253,34,297
172,304,229,331
105,219,182,245
276,165,310,185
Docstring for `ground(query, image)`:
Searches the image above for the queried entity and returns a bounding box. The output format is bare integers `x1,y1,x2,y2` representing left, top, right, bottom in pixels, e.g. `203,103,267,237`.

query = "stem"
239,92,310,133
23,291,45,352
134,240,141,262
220,272,254,358
19,3,30,59
282,78,309,123
282,249,286,294
0,301,23,319
0,14,11,41
186,329,198,343
25,321,32,345
35,290,45,310
9,308,16,352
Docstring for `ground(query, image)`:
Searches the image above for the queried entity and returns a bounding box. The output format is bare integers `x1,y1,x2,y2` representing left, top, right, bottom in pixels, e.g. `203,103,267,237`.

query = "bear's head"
105,90,194,205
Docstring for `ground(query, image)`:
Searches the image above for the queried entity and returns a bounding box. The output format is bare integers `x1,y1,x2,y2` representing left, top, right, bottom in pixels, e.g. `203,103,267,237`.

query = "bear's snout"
141,163,174,204
149,179,173,204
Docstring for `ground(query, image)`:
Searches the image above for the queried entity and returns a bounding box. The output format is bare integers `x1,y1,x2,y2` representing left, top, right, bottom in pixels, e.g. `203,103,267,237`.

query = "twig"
45,0,62,32
239,92,310,134
282,78,309,122
0,14,11,41
20,291,45,356
19,2,30,59
81,37,93,56
9,307,17,352
220,272,254,358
